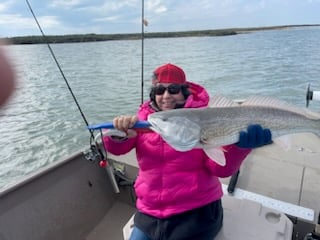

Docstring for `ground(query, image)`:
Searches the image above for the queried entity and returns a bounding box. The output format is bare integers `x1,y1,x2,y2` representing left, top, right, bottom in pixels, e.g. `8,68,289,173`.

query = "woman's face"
154,83,185,111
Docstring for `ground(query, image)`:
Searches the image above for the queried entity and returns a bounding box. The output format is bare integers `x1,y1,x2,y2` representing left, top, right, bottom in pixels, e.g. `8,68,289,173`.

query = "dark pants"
133,200,223,240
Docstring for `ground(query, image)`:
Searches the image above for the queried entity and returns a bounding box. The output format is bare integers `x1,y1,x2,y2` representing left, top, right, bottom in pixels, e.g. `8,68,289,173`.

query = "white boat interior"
0,132,319,240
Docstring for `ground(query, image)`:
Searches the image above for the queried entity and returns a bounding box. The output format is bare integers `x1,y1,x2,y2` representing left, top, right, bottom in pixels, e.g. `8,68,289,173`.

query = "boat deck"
86,201,136,240
109,132,320,223
220,132,320,216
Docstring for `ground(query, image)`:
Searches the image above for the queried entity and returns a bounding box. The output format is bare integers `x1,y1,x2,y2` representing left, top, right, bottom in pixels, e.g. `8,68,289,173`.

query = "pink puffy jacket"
103,82,251,218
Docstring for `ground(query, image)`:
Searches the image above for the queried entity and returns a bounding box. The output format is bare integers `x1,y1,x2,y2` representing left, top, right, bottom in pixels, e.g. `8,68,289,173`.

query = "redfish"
148,96,320,166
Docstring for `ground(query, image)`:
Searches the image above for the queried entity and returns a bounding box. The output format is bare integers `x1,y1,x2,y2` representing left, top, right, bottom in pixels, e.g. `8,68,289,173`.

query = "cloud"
146,0,167,13
0,4,7,12
154,5,167,13
93,15,121,23
49,0,88,9
243,1,266,13
1,0,320,37
81,0,138,14
0,13,61,36
36,16,61,29
0,1,14,12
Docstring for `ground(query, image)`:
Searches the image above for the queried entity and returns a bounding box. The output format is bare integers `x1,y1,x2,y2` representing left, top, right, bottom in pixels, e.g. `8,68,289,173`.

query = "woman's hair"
149,84,191,110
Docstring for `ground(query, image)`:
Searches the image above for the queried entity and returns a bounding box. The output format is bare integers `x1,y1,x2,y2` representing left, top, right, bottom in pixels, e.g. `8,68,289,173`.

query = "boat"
2,2,318,239
0,129,319,239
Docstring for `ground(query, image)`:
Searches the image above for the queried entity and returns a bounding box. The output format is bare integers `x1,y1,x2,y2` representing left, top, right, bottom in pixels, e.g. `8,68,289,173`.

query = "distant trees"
4,31,237,45
3,25,319,45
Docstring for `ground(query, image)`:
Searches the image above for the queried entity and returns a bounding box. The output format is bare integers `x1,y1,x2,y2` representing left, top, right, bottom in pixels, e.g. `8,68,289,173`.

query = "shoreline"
2,24,320,45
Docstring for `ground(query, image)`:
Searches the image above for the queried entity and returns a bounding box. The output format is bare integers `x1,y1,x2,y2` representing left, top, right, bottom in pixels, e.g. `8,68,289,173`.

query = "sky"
1,0,320,37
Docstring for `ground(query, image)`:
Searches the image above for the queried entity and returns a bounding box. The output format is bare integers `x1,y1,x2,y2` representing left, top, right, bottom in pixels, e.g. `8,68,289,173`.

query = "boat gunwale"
0,149,86,197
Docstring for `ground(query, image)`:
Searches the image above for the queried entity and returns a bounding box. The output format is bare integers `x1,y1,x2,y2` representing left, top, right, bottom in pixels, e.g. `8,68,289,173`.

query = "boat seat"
123,194,293,240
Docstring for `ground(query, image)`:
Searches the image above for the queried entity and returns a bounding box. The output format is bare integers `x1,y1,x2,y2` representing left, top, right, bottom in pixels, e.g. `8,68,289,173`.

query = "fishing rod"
141,0,145,104
26,0,124,194
26,1,150,134
25,0,95,141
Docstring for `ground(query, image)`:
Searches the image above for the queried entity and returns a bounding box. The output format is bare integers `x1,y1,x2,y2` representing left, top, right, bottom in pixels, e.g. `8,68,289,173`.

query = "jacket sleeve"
103,135,137,155
204,144,251,177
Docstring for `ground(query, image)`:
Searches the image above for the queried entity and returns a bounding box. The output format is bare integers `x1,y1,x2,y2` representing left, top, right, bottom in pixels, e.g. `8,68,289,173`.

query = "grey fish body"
147,96,320,165
195,105,320,147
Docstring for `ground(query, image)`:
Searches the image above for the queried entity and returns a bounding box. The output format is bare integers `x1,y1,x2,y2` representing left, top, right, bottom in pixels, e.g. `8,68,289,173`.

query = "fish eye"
200,136,208,144
162,117,168,122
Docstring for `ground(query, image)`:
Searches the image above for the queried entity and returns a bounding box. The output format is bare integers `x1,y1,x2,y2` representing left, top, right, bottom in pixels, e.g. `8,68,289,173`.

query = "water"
1,27,320,190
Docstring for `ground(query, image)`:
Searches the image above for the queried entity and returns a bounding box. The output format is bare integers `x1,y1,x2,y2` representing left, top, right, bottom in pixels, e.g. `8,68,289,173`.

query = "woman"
103,63,271,240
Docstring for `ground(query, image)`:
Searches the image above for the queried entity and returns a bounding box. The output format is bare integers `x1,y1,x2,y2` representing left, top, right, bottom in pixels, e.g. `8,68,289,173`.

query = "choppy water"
1,26,320,190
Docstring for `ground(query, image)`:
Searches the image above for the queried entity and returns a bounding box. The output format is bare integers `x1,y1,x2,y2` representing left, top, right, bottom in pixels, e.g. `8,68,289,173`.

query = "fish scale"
199,106,320,147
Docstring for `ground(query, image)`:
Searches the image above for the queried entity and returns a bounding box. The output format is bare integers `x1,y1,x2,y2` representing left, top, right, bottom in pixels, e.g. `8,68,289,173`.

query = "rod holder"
106,164,120,193
306,84,320,108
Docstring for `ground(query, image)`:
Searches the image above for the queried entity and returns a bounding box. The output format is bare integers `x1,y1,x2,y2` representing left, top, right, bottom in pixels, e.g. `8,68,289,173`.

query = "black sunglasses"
154,84,182,95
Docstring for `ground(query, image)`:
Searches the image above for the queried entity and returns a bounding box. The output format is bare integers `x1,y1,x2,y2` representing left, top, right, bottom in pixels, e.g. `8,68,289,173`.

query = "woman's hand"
237,124,272,148
113,115,138,135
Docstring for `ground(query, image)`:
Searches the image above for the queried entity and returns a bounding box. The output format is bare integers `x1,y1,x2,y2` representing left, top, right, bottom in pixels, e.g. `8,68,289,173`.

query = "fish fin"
241,95,292,107
242,96,320,119
209,95,239,108
204,147,227,166
273,135,292,151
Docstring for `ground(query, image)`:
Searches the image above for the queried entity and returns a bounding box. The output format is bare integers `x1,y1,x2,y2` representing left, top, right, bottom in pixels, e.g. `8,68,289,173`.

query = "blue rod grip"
88,120,151,130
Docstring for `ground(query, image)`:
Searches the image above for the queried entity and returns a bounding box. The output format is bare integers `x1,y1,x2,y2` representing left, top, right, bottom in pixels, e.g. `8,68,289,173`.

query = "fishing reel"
83,144,106,166
83,129,111,168
83,134,120,193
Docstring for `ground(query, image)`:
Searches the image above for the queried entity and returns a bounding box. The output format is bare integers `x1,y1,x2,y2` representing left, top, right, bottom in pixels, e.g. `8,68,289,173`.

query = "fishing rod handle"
88,120,151,130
